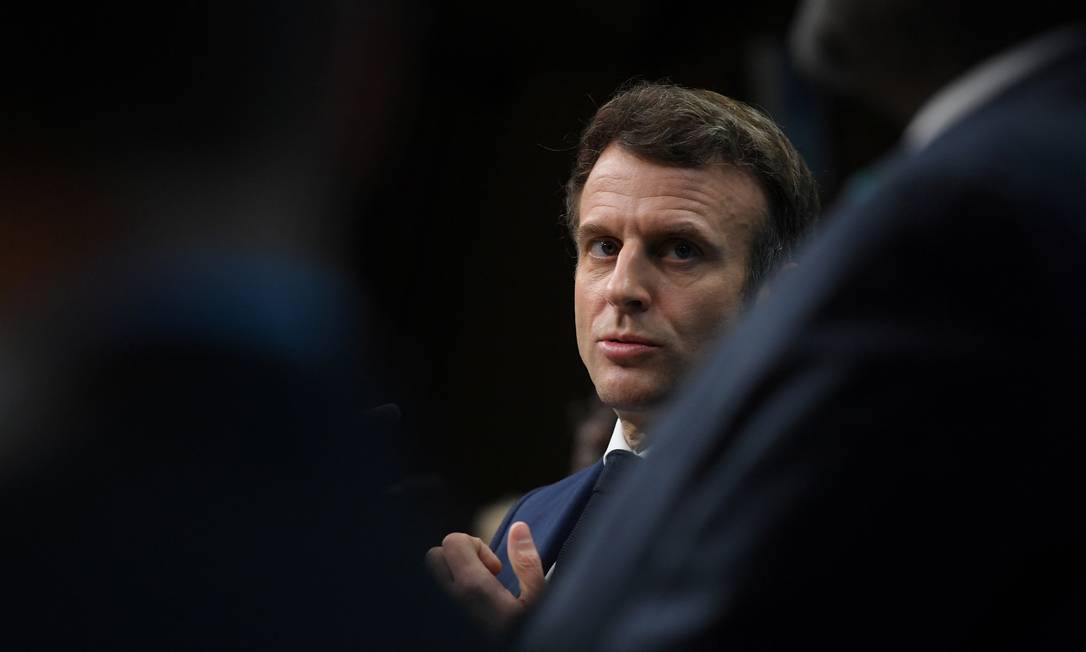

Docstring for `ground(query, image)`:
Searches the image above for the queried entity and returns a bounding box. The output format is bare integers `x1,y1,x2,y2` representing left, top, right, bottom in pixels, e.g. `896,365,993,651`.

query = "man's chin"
595,382,671,414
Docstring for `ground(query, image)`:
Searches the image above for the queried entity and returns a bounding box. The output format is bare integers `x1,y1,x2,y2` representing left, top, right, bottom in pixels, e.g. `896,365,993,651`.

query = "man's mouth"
600,333,660,346
597,333,661,361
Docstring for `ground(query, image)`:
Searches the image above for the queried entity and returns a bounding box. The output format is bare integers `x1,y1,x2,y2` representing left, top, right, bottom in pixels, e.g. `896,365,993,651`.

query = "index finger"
442,533,502,578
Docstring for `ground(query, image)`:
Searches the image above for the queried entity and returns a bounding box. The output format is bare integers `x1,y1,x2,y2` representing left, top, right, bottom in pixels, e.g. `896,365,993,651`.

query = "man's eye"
588,239,619,257
661,240,700,261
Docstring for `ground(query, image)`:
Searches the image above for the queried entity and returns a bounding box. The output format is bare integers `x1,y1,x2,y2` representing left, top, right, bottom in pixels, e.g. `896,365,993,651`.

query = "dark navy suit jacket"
490,461,604,596
522,33,1086,652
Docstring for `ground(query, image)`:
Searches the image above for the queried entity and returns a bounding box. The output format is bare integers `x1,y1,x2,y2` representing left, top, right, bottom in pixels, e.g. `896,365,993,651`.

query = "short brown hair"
565,81,819,298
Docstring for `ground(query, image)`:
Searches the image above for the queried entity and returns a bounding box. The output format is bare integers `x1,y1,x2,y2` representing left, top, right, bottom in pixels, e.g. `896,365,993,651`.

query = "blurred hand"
425,521,545,633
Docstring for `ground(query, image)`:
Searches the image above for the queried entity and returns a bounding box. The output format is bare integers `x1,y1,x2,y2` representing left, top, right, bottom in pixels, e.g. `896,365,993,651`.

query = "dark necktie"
556,449,642,569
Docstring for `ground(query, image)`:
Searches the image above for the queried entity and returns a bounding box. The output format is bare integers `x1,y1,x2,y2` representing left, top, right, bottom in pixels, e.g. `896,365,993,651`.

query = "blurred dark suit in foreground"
520,5,1086,650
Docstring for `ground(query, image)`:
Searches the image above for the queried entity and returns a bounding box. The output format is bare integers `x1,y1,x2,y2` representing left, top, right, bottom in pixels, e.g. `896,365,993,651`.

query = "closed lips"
600,334,660,346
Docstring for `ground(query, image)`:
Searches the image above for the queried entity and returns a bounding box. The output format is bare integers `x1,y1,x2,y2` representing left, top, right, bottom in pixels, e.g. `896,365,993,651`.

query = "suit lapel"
494,461,603,596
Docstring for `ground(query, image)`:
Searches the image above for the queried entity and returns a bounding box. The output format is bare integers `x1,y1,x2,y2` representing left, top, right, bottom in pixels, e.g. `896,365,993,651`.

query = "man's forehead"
583,146,703,188
579,147,768,232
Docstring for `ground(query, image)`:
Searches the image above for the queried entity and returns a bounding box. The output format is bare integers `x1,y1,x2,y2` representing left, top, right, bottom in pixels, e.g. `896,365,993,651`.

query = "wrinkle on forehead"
581,174,766,231
582,145,767,226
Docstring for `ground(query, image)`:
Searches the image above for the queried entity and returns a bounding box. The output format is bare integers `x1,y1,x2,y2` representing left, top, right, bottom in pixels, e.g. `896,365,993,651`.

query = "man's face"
573,143,766,415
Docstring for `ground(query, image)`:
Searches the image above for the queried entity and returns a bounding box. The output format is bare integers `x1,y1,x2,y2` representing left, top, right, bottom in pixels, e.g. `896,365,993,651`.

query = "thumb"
507,521,545,605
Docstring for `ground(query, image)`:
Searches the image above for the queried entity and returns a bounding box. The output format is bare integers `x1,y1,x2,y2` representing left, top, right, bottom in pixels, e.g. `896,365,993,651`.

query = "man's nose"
605,247,652,313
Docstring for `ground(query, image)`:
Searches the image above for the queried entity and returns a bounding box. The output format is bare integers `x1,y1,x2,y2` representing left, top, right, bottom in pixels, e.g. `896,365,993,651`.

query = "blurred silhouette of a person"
518,3,1086,650
0,3,482,649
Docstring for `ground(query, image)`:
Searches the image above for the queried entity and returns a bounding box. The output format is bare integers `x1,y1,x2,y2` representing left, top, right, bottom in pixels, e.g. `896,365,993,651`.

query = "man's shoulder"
906,43,1086,193
490,461,606,596
538,461,606,493
509,462,603,522
490,461,604,549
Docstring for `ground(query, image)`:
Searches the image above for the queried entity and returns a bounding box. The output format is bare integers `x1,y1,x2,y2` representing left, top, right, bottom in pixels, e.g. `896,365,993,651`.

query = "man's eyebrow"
576,219,719,243
574,222,611,241
654,221,713,241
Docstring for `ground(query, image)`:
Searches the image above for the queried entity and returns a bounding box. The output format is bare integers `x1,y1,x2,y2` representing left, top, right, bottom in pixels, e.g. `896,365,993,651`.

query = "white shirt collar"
905,25,1085,152
602,418,644,463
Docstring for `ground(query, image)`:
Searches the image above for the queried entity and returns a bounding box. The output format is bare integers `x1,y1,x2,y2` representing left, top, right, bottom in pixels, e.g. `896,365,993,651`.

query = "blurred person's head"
789,0,1083,121
0,3,413,306
567,82,819,442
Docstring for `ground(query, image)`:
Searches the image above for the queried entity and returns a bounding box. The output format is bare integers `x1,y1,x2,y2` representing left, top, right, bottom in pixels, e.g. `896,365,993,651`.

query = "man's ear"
755,261,799,305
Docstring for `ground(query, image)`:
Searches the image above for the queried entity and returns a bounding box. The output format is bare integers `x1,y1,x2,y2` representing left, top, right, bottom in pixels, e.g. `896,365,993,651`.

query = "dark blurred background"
349,0,899,536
